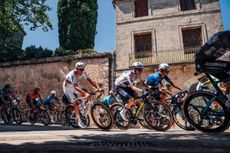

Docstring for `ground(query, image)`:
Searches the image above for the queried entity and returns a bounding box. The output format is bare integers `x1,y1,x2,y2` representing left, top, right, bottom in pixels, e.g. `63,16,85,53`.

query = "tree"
58,0,98,51
0,0,53,49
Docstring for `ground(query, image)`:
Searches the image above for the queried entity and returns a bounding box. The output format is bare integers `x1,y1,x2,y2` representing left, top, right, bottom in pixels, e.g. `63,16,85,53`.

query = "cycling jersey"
45,95,58,104
115,70,142,104
145,71,173,87
102,95,118,106
115,70,142,87
63,70,89,103
26,90,42,107
63,70,89,91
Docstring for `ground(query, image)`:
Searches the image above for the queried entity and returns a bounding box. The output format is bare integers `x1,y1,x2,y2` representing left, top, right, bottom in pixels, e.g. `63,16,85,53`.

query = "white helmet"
159,63,170,72
132,62,144,71
51,90,56,96
75,62,86,68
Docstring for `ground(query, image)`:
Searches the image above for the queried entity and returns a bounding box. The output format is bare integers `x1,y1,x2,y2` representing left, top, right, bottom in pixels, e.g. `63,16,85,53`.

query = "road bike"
65,90,113,130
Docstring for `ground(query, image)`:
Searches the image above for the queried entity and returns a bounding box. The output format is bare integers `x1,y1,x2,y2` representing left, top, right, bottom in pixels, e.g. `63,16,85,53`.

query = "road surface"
0,123,229,153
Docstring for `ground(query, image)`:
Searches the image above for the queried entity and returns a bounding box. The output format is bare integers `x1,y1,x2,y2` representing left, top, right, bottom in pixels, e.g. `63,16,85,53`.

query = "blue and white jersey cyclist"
145,63,182,104
115,62,146,121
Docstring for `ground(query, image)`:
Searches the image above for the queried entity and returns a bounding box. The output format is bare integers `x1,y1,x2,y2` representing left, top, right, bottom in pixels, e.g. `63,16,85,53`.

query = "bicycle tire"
183,91,230,133
91,102,113,130
110,103,131,130
13,108,22,125
65,105,79,128
144,100,173,132
39,109,51,126
171,106,195,131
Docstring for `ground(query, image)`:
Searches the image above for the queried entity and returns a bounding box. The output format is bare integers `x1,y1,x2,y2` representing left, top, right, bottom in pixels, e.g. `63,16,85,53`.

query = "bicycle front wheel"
91,102,113,130
183,91,230,133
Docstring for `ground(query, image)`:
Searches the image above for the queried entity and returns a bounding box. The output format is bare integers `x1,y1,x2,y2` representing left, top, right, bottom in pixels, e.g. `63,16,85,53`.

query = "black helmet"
4,84,12,89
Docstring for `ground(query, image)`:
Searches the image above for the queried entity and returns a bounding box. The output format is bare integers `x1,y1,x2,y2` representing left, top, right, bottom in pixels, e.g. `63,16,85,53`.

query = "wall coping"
0,52,112,68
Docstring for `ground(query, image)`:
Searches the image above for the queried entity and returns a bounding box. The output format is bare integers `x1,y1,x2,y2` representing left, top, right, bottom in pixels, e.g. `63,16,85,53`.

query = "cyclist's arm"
74,85,90,97
87,78,99,89
160,85,173,96
165,76,182,91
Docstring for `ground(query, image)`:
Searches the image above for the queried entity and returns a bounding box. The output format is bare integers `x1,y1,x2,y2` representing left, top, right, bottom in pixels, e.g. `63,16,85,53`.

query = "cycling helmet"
51,90,56,96
109,90,116,95
159,63,170,72
4,84,12,89
132,62,144,71
75,62,86,69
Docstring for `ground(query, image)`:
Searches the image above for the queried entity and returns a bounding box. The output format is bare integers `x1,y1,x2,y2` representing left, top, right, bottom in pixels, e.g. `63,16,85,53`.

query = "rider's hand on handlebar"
83,93,90,100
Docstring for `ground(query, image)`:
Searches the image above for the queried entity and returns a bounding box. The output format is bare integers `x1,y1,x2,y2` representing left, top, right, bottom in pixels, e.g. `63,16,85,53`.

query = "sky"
22,0,230,52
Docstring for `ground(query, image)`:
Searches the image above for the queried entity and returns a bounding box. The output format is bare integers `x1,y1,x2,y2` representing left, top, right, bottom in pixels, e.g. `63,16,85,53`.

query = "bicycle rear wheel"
39,109,51,126
65,105,79,128
171,106,195,131
183,91,230,133
144,100,173,132
91,102,113,130
110,103,131,130
13,108,22,125
1,108,13,124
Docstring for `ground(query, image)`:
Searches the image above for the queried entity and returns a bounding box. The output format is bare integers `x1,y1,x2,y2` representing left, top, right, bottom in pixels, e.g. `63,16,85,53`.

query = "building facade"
113,0,223,72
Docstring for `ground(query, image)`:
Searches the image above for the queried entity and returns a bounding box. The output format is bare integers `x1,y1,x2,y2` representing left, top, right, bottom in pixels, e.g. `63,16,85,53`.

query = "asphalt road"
0,123,230,153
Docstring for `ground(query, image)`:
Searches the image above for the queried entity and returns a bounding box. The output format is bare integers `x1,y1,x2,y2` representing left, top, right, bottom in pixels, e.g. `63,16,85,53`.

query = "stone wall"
0,53,113,102
114,0,222,70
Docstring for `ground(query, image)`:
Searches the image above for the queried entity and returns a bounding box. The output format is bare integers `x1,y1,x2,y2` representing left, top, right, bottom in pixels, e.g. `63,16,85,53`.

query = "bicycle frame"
197,73,228,116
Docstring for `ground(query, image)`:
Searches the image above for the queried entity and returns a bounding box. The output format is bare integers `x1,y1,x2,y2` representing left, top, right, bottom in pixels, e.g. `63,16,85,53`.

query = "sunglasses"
78,68,85,71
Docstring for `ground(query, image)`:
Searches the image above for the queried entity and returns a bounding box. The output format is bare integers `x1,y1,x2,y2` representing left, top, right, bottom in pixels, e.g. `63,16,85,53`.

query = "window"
180,0,196,11
134,0,148,17
182,27,202,54
134,33,152,57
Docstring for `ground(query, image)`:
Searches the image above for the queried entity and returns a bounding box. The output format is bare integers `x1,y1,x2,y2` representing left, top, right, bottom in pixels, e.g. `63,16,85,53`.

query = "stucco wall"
115,0,222,70
0,53,112,102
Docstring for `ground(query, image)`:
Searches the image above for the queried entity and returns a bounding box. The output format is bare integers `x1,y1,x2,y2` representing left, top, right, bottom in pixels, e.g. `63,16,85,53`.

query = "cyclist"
44,90,62,122
115,62,146,121
102,90,119,108
145,63,182,105
194,30,230,107
0,84,15,106
63,62,100,128
26,87,42,108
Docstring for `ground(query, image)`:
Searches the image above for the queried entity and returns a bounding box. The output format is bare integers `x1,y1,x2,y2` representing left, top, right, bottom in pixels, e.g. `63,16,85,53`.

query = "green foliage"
54,47,74,56
58,0,98,52
23,45,53,60
0,0,52,45
0,44,23,62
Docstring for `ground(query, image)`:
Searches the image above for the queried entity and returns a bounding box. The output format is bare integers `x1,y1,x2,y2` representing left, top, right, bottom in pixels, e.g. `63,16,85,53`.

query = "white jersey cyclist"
63,70,89,103
115,70,142,87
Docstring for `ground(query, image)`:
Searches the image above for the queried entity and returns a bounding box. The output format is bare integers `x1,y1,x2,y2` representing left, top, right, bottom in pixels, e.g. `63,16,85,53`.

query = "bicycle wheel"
91,102,113,130
57,111,68,126
65,105,79,128
183,91,230,133
39,109,51,126
12,108,22,125
26,109,36,125
110,103,131,130
1,108,11,124
144,100,173,131
171,106,195,131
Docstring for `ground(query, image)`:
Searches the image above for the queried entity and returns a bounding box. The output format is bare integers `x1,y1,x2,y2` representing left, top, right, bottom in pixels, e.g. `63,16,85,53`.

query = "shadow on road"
0,123,75,132
0,126,230,153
